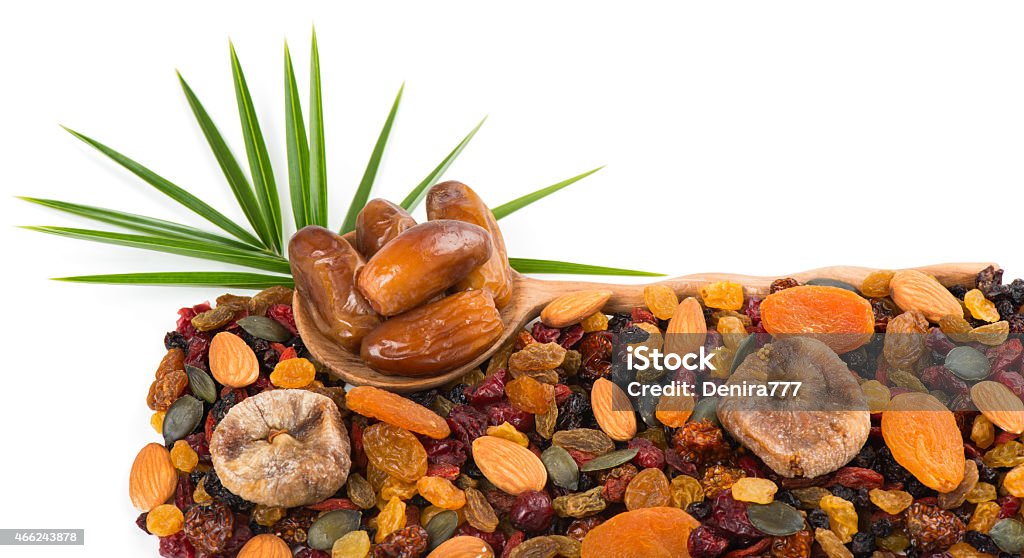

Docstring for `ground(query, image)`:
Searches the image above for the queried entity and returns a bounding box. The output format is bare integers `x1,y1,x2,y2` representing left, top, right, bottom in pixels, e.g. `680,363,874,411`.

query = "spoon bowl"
295,262,994,393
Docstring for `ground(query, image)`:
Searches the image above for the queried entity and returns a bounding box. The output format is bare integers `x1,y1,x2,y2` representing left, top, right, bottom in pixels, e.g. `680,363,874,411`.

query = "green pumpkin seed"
163,395,204,446
235,315,292,342
805,278,859,293
580,448,638,472
747,501,804,536
307,509,361,550
185,365,216,404
945,346,992,381
730,334,758,374
425,510,458,550
541,445,579,490
689,396,720,426
990,518,1024,553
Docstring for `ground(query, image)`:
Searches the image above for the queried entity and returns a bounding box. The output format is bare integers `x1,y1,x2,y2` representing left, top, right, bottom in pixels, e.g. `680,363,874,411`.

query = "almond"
129,443,177,511
890,270,964,323
427,535,495,558
209,331,259,388
471,435,547,495
591,377,637,442
540,289,613,328
664,297,706,357
236,534,291,558
971,381,1024,434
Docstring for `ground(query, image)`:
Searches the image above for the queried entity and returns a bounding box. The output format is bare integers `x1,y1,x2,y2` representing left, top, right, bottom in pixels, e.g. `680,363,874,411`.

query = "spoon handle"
521,262,996,313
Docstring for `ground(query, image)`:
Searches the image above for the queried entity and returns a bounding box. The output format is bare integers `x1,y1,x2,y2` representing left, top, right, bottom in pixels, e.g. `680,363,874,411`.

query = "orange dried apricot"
881,392,966,492
965,289,1000,323
654,393,694,428
269,357,316,388
346,386,451,439
643,285,679,320
700,281,744,311
760,285,874,353
580,507,698,558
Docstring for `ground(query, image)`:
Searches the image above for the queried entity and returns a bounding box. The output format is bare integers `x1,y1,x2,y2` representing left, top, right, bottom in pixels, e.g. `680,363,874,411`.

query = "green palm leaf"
177,72,274,250
24,226,291,274
62,127,263,247
341,84,403,233
307,28,328,227
400,117,486,211
509,258,662,277
54,271,293,289
18,197,261,252
230,43,283,252
492,166,604,220
284,42,311,230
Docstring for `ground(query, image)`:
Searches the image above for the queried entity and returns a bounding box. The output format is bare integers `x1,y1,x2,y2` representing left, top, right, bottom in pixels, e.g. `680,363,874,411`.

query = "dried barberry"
183,502,234,555
905,502,965,552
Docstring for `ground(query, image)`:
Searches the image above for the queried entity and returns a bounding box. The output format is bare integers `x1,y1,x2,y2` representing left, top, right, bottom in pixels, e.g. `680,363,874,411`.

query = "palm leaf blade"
63,127,263,246
509,257,663,277
177,72,274,249
400,117,486,211
54,271,293,289
284,42,311,230
307,28,328,227
341,84,403,233
492,166,604,220
25,226,291,274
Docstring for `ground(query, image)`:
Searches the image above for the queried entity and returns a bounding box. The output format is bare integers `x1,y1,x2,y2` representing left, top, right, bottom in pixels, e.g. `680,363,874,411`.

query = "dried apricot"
269,357,316,388
346,386,450,439
700,281,744,311
580,507,699,558
759,285,874,353
965,289,1000,322
654,393,694,428
881,392,965,492
860,270,895,298
643,285,679,320
416,476,466,510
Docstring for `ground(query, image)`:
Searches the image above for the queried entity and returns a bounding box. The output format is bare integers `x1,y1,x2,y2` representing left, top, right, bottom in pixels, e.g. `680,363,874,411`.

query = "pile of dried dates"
288,181,511,376
132,251,1024,556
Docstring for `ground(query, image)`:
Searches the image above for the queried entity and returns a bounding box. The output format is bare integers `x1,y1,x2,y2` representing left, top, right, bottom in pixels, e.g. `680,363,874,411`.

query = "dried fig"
718,336,870,478
210,389,351,508
357,220,493,316
288,226,381,352
426,181,513,308
355,198,416,257
360,290,503,376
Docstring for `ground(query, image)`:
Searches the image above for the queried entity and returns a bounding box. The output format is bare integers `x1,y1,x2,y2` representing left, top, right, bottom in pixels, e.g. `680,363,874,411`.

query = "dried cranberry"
920,366,969,396
176,302,210,339
266,304,297,335
501,530,525,558
993,369,1024,400
158,532,196,558
628,437,665,469
558,324,585,349
723,537,772,558
508,490,554,532
631,307,658,326
829,467,885,490
175,473,195,510
688,525,729,558
221,515,252,555
709,489,760,538
447,405,489,448
736,454,764,478
553,383,572,404
988,339,1023,373
456,524,507,554
486,402,535,432
531,322,561,344
998,496,1021,518
294,549,331,558
184,433,211,464
137,512,151,534
422,437,467,467
426,463,460,480
925,328,957,356
467,368,508,406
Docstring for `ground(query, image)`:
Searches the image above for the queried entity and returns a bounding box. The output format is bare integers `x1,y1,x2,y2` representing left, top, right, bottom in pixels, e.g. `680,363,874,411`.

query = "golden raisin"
940,314,974,343
193,477,213,504
860,270,895,298
486,422,529,447
815,528,854,558
643,285,679,320
700,281,744,311
868,488,913,515
730,477,777,504
269,357,316,388
146,504,185,537
416,476,466,510
151,411,166,434
170,440,199,473
380,475,418,501
965,482,997,503
968,501,1001,533
505,376,555,414
716,316,748,351
464,488,499,533
1005,465,1024,497
861,380,891,413
580,312,609,333
332,529,371,558
375,497,406,543
623,468,671,511
654,393,694,428
363,423,428,484
970,321,1010,346
819,495,858,543
971,415,996,449
670,474,704,509
965,289,1000,322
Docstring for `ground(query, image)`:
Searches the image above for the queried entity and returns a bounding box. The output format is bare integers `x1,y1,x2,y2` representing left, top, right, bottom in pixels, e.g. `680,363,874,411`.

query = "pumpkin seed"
990,518,1024,554
185,365,216,404
235,315,292,342
541,445,579,490
163,395,203,446
689,396,720,426
425,510,458,550
945,346,992,381
747,501,804,536
307,509,361,550
805,278,859,293
730,334,758,374
580,448,639,472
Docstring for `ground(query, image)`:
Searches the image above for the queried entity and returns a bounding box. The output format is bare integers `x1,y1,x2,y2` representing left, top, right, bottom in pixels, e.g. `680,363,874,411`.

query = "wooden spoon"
295,262,994,393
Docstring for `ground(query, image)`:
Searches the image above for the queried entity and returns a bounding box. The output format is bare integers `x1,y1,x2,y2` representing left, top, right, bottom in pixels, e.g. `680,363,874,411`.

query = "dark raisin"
165,331,189,351
372,524,429,558
977,460,999,484
607,313,631,333
406,389,438,409
949,285,968,300
871,518,894,538
807,509,830,530
905,478,931,499
997,299,1017,320
202,469,253,513
445,384,468,406
618,325,650,344
965,530,1001,555
686,501,712,520
774,490,801,509
830,485,856,502
841,348,870,375
556,391,589,431
851,532,876,556
851,445,877,469
137,512,151,534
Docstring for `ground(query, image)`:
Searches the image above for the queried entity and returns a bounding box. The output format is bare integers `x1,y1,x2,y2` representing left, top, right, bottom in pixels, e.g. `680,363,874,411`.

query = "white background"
2,1,1023,555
